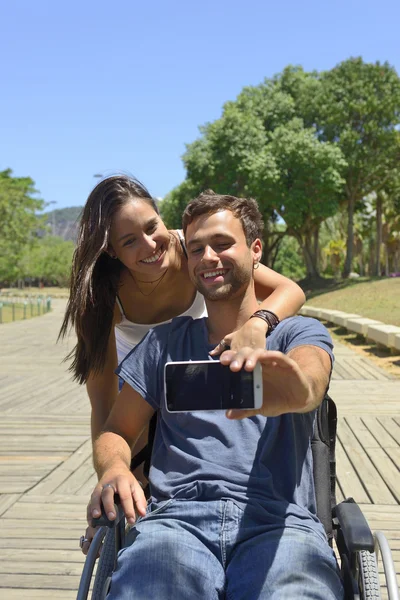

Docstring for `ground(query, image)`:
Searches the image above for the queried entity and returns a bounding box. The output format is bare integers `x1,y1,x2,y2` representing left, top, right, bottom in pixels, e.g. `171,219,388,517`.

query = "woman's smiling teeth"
141,247,164,264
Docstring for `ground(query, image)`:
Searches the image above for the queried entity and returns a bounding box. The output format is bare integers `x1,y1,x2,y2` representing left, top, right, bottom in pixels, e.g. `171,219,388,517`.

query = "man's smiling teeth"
141,247,163,263
203,269,225,279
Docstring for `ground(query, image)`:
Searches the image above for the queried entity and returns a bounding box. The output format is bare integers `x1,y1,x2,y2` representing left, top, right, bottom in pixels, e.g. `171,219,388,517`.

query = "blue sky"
1,0,399,209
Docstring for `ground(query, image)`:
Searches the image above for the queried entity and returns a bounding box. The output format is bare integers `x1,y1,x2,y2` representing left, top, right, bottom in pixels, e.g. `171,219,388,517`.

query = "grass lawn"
0,288,59,324
0,302,48,324
304,277,400,326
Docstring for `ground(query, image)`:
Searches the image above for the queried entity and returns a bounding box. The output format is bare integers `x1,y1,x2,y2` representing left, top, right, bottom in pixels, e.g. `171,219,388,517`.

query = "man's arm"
220,343,331,419
286,344,331,412
89,383,155,524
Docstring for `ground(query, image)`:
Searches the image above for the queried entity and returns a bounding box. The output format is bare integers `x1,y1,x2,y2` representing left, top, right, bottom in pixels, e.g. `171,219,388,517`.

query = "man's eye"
216,243,230,249
190,248,202,255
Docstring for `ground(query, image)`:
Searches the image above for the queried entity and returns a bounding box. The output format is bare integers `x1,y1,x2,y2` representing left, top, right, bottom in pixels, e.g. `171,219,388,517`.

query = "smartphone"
164,360,263,413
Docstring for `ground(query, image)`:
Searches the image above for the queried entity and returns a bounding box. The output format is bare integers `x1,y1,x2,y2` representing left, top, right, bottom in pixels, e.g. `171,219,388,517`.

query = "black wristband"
249,309,280,337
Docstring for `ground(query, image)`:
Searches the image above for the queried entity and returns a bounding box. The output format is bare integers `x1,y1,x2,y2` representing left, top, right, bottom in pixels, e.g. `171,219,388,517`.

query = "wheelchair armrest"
333,498,374,553
91,493,125,528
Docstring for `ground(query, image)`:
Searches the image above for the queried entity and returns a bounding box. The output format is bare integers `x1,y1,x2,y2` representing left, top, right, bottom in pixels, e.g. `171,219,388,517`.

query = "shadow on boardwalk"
0,299,398,598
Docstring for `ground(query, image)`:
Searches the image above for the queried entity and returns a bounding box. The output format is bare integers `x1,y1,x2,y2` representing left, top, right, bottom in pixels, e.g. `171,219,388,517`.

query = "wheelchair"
77,397,399,600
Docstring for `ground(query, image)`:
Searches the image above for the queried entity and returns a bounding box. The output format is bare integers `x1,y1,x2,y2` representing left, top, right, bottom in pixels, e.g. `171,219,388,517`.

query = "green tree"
317,58,400,277
183,70,346,277
160,180,200,229
19,236,75,287
0,169,44,282
273,234,306,281
251,119,346,278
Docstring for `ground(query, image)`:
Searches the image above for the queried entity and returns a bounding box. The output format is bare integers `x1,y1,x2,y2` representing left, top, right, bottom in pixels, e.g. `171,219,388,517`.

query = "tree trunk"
375,194,383,276
302,231,319,279
359,252,364,277
313,226,320,273
343,194,355,277
270,238,283,270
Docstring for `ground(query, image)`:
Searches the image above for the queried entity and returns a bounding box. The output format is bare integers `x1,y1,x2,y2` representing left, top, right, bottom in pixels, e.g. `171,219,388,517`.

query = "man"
89,191,343,599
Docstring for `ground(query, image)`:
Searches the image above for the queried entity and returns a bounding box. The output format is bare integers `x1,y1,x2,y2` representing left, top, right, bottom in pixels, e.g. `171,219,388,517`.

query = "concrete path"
0,300,398,598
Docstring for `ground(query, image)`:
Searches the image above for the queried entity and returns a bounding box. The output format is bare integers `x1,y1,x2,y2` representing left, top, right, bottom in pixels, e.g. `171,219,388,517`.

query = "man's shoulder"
275,315,327,333
268,316,332,353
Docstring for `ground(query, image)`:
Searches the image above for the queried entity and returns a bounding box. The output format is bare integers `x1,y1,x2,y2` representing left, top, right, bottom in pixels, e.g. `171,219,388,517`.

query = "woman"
60,175,305,549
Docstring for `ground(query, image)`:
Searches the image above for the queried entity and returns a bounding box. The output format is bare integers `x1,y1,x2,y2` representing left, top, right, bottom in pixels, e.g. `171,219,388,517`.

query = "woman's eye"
123,238,135,247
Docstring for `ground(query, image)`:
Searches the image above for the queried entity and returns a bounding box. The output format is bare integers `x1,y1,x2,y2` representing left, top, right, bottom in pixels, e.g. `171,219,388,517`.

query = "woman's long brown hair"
59,175,158,384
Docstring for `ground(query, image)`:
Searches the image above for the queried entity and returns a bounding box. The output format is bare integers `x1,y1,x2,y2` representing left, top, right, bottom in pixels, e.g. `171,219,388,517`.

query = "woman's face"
109,198,171,279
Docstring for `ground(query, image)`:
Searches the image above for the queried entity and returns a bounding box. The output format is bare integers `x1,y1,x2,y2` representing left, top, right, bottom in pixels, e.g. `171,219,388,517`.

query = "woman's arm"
86,307,120,441
210,265,305,354
253,264,305,323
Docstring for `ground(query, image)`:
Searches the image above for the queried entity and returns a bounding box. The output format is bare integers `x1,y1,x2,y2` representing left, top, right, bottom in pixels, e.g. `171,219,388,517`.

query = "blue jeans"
107,499,344,599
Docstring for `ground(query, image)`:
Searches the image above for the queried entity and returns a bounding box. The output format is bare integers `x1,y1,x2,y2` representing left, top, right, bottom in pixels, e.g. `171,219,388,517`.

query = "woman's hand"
209,316,268,356
80,505,102,556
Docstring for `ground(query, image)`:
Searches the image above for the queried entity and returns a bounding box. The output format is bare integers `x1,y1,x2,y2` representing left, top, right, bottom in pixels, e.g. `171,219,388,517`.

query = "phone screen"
165,361,256,412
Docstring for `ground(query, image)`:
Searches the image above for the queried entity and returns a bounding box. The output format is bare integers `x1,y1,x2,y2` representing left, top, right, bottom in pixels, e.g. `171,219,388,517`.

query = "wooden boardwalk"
0,300,398,599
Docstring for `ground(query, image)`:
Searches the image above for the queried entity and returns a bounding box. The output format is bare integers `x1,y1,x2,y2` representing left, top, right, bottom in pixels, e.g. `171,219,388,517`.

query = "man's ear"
251,238,263,265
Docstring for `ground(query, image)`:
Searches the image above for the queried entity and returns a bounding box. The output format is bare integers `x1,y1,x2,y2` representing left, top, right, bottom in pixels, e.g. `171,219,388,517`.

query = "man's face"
185,210,260,301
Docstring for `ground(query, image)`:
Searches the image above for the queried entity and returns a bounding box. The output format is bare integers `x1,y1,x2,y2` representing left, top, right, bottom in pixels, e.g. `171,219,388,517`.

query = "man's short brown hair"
182,190,264,247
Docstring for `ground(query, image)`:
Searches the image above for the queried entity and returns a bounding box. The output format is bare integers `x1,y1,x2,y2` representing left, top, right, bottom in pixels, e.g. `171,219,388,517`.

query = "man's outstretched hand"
220,345,329,419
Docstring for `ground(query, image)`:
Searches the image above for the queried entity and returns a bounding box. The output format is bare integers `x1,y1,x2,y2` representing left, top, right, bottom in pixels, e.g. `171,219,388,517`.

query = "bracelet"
249,310,280,337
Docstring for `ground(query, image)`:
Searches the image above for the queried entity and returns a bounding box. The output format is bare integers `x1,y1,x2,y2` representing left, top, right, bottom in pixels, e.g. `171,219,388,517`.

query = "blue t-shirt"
117,316,333,533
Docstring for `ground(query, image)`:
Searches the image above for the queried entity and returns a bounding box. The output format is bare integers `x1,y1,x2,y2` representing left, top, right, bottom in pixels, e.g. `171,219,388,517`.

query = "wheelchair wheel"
91,528,116,600
358,550,381,600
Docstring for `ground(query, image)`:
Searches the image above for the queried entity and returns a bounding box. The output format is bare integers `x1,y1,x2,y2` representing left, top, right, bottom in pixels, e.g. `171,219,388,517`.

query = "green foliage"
273,235,306,281
182,67,347,276
19,236,75,287
317,58,400,275
0,169,44,281
160,180,201,229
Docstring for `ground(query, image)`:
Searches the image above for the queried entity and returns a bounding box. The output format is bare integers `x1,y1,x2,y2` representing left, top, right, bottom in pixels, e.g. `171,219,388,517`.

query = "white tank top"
114,231,207,364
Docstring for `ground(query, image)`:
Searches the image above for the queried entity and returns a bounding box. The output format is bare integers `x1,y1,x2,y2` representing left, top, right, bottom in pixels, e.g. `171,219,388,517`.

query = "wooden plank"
336,438,370,503
0,549,85,563
337,420,397,504
26,439,92,496
0,518,86,530
0,561,84,576
340,358,376,380
77,471,98,496
363,416,400,449
0,590,77,599
364,448,400,503
388,447,400,470
0,494,20,517
378,417,400,443
332,360,355,380
345,416,380,448
0,538,84,550
56,456,95,495
0,574,81,590
18,494,90,504
3,502,87,521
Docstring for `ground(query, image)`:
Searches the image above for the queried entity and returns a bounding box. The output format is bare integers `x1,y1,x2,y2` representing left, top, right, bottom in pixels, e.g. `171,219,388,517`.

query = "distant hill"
44,206,83,241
